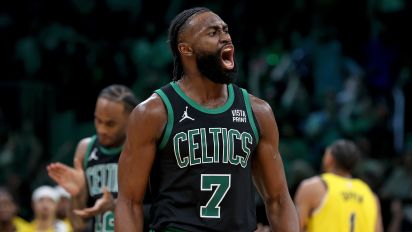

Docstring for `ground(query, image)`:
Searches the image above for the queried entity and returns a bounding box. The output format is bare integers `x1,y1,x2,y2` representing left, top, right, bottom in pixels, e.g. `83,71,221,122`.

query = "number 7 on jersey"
200,174,231,218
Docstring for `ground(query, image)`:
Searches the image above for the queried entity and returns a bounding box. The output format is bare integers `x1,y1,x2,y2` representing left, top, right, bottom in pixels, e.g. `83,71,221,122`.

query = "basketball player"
115,7,299,232
294,139,383,232
47,85,138,232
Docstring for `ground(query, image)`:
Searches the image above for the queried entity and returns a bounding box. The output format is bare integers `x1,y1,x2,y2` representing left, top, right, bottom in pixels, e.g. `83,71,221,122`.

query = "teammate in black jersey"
47,85,138,232
116,7,299,232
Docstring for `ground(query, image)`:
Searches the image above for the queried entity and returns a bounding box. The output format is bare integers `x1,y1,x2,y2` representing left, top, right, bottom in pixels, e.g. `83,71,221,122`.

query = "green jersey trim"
155,89,174,149
241,89,259,144
170,82,234,114
99,145,123,156
83,135,97,168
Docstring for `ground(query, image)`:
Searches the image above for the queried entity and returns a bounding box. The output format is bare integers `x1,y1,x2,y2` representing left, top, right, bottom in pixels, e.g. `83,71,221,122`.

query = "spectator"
54,186,72,229
0,187,30,232
29,186,71,232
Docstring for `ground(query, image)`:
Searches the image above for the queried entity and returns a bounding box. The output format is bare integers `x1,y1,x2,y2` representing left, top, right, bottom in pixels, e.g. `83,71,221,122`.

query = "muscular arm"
250,95,299,232
115,94,166,232
294,177,325,231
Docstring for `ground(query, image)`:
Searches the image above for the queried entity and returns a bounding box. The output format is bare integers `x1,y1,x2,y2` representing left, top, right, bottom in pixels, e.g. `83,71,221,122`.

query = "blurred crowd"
1,0,412,231
0,185,72,231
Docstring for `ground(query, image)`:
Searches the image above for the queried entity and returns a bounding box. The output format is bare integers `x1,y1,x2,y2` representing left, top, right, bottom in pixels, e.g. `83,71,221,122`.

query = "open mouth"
220,44,235,70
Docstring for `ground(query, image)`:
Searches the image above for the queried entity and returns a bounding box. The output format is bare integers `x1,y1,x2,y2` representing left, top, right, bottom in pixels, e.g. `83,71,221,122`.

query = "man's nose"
220,32,231,44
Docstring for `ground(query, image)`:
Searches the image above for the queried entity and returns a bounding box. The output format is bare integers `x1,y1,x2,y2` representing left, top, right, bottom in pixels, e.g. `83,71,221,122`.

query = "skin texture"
115,11,298,232
294,148,383,232
47,98,129,231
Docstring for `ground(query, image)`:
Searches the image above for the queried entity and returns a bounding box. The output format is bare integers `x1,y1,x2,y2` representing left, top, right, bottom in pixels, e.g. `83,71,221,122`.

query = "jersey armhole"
311,176,329,216
83,135,97,168
241,88,260,144
154,89,174,149
320,177,328,191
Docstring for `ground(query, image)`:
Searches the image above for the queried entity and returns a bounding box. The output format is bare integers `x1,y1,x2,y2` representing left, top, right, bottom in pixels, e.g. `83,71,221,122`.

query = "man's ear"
178,43,193,57
322,149,334,172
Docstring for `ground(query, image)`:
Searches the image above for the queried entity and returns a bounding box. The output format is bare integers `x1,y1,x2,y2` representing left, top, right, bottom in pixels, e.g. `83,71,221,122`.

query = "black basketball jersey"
150,82,261,232
84,135,121,232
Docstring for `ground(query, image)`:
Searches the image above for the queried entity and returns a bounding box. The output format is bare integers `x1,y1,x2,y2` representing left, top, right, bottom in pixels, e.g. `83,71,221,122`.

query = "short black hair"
168,7,211,81
98,85,139,113
328,139,361,173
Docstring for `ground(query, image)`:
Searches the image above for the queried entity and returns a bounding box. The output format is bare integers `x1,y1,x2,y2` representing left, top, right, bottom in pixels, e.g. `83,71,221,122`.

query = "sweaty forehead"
184,11,226,35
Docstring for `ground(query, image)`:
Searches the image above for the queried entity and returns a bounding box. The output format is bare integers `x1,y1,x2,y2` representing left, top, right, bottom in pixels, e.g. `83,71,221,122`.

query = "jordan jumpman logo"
179,106,195,122
88,148,99,161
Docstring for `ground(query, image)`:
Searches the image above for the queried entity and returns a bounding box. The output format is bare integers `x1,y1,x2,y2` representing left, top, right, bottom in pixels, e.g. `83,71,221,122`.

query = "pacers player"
47,85,138,232
115,7,299,232
294,139,383,232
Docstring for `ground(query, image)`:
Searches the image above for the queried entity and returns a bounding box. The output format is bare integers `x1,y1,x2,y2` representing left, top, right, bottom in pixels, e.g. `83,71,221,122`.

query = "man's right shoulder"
299,176,324,189
132,93,167,119
78,136,94,149
128,93,168,140
295,176,327,208
74,136,95,162
296,176,327,199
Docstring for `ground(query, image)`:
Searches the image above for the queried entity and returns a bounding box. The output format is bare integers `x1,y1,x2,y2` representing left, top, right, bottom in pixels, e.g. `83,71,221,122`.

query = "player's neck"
330,169,352,178
177,75,228,106
101,137,125,149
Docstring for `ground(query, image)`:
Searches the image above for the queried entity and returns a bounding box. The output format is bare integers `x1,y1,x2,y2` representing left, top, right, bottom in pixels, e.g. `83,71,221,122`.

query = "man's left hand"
73,187,115,218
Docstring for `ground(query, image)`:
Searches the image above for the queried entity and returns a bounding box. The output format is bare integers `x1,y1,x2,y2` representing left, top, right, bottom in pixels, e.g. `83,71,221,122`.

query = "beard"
196,49,236,84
